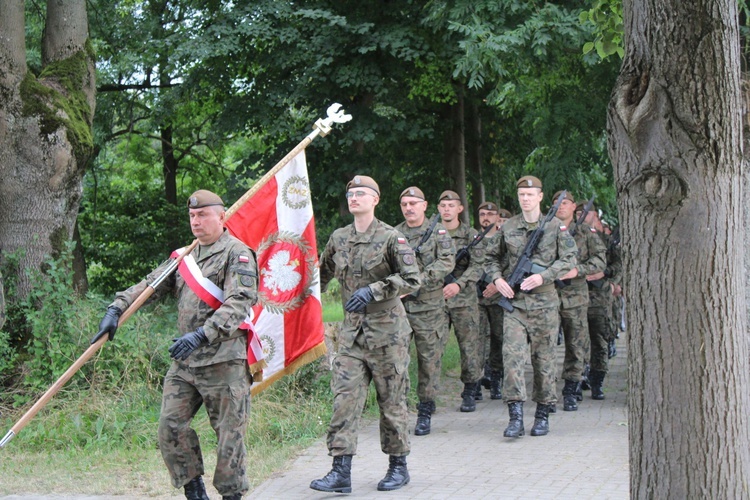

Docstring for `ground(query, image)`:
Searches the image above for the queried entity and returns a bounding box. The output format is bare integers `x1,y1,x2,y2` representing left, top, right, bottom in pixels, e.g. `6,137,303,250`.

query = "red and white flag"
225,151,326,395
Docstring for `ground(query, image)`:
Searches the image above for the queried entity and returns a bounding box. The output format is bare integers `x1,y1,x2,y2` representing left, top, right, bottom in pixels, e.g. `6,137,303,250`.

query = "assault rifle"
589,225,620,290
413,213,440,257
444,223,494,286
556,194,595,289
402,214,441,302
497,191,566,313
569,194,595,237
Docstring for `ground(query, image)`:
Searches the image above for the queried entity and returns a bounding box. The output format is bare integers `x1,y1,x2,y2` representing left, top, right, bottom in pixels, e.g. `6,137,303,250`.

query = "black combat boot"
414,401,435,436
184,476,209,500
608,339,617,358
580,364,591,391
530,403,551,436
503,401,524,437
490,370,503,400
460,383,477,412
377,455,410,491
480,362,492,389
475,383,484,401
562,379,579,411
310,455,353,493
590,370,606,400
222,495,242,500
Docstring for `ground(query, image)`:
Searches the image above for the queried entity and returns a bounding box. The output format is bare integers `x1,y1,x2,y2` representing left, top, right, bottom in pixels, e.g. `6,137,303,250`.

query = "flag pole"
0,103,351,449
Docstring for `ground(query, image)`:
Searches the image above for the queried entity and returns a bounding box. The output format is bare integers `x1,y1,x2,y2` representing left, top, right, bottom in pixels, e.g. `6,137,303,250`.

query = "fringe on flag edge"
250,341,328,396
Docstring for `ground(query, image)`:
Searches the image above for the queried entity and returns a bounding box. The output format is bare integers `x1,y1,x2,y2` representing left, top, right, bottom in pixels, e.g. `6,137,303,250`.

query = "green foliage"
0,244,176,408
321,279,344,323
580,0,624,60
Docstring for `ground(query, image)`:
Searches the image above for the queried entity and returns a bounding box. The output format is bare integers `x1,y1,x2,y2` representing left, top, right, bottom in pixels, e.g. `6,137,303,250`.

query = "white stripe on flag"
253,309,286,376
275,152,313,235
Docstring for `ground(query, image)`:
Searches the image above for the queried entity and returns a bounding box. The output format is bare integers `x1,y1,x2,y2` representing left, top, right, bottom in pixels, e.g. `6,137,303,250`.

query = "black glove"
90,306,123,344
344,286,374,313
168,327,208,361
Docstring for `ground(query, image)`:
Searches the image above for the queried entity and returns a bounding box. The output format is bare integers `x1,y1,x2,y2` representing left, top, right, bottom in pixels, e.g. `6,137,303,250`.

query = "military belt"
528,284,555,294
568,277,586,285
366,297,400,313
414,288,444,301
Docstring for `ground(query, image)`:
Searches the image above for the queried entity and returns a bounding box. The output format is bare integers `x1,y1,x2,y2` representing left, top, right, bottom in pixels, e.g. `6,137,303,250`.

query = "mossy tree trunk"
0,0,95,298
608,0,750,496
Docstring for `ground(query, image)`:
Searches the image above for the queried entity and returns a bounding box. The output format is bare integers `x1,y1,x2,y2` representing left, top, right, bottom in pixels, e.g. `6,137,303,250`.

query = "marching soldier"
311,175,421,494
475,203,511,400
395,186,455,436
583,208,622,400
552,191,606,412
92,190,258,500
438,190,485,413
486,176,576,438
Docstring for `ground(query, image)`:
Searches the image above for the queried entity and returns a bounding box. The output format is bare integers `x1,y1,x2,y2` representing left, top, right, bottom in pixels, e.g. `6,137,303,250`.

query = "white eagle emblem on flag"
261,250,302,295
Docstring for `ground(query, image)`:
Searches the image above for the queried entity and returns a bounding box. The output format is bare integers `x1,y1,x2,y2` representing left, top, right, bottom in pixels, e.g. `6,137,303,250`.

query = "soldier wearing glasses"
311,175,421,494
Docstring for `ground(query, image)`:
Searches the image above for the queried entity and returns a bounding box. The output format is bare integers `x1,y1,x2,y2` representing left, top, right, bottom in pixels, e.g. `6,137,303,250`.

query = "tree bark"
466,99,485,225
443,90,469,225
608,0,750,496
0,0,96,298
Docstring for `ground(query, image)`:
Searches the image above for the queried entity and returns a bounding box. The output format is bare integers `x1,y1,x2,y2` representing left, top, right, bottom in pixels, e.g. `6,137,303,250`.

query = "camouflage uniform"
111,230,257,496
445,223,484,385
319,218,421,457
558,223,606,383
486,216,577,404
587,232,622,373
394,218,455,404
476,233,504,379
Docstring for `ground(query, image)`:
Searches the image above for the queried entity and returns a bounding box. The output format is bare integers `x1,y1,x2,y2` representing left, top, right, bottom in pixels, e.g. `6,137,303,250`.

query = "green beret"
517,175,542,189
439,190,462,202
346,175,380,196
478,201,499,212
400,186,426,201
552,190,575,203
187,190,224,209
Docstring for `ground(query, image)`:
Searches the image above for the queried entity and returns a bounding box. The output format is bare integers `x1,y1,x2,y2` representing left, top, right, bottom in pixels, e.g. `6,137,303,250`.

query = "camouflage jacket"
320,218,421,350
588,231,622,309
112,230,258,367
394,217,455,312
486,214,577,310
558,222,607,309
445,222,484,309
476,231,502,307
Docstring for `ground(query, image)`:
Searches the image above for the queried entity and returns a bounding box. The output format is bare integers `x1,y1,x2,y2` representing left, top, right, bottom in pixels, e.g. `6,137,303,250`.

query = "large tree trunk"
608,0,750,496
0,0,95,298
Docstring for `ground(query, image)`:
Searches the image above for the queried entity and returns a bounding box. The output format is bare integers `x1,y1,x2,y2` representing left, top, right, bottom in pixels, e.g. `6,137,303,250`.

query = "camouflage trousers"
327,333,411,457
560,304,589,381
587,306,612,373
407,307,450,403
158,359,251,496
503,306,559,404
479,303,504,374
447,303,483,383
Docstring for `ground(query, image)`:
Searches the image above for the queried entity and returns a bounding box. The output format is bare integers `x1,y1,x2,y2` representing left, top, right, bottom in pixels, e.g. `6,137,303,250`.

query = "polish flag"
225,151,326,395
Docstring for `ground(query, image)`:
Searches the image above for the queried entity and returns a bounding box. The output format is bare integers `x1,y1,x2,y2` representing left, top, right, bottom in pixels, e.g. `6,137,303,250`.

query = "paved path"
249,339,629,499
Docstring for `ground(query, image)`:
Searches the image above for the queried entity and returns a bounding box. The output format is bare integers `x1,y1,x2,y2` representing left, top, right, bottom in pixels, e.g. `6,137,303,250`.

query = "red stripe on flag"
226,177,279,249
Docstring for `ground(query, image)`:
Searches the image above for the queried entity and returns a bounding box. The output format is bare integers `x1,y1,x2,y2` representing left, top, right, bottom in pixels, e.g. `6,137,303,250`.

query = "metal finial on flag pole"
0,103,351,450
